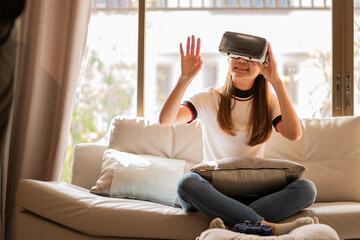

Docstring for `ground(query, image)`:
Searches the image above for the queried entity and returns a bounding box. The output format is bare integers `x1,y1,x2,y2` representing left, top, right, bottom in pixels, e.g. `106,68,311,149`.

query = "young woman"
159,35,317,235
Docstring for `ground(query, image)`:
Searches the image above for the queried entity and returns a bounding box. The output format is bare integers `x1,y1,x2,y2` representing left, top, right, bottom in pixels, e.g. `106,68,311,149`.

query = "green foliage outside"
61,48,136,183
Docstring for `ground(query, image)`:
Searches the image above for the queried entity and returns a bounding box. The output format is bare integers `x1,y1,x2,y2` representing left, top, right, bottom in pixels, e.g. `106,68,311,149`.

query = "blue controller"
232,220,273,236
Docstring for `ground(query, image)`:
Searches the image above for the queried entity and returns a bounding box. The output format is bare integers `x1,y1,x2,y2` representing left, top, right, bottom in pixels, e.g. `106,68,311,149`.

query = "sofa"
15,116,360,240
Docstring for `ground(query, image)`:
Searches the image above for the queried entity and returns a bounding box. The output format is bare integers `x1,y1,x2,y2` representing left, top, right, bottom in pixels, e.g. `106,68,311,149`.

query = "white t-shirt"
182,87,282,162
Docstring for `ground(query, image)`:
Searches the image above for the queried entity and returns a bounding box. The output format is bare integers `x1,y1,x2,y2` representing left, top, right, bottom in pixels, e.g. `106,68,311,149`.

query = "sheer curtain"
1,0,91,239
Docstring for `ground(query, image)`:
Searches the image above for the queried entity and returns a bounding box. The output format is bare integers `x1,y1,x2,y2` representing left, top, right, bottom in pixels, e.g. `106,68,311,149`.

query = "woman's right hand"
158,35,202,126
179,35,203,81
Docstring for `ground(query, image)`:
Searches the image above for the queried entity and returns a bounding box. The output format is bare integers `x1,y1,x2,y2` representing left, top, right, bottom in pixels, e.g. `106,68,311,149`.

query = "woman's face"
229,57,261,85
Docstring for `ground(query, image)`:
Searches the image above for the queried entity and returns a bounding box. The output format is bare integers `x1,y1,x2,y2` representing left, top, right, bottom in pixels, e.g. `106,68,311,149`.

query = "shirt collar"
232,86,254,101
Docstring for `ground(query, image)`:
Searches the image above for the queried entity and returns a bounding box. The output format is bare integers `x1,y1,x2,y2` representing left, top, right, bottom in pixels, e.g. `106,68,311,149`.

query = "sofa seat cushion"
16,180,360,240
280,202,360,240
16,179,210,239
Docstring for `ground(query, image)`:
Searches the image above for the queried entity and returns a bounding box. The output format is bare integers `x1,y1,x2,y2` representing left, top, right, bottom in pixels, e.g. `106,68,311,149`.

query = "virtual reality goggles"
219,32,268,64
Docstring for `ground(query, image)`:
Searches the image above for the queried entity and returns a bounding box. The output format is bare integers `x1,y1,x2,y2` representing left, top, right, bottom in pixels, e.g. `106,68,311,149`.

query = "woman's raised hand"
158,35,202,125
254,43,281,87
179,35,203,81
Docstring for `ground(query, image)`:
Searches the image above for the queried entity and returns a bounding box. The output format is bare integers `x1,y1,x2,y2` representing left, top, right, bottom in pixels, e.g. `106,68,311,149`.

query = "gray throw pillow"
190,157,307,196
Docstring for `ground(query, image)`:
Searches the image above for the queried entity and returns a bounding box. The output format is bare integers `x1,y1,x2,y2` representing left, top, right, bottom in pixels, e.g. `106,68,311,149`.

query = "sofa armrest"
16,179,95,235
16,179,210,239
71,143,107,189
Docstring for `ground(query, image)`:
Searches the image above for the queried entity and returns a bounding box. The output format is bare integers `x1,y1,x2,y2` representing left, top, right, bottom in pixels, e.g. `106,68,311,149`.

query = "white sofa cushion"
108,116,203,164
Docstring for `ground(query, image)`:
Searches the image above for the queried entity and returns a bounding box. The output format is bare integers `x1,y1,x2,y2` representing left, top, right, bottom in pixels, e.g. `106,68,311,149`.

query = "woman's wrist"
269,77,284,90
178,75,193,85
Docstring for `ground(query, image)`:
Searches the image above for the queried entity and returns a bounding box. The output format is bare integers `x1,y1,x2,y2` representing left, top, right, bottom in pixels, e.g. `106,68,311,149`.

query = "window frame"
332,0,354,116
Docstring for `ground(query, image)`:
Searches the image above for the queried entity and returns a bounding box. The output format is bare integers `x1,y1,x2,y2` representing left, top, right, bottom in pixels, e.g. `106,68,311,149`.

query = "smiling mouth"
235,67,249,71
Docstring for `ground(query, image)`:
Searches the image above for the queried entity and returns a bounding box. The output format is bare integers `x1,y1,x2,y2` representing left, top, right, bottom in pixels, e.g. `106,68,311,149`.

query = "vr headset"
219,32,268,64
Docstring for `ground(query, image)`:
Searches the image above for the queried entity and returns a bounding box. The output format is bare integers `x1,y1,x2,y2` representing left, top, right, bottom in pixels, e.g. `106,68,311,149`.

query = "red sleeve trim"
180,103,194,124
274,119,282,133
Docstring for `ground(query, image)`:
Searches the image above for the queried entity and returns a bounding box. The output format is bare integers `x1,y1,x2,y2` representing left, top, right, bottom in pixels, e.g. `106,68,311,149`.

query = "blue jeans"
177,172,317,227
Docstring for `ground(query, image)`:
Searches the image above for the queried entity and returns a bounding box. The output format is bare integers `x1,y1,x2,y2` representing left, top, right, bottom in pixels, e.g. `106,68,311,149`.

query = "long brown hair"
217,72,272,146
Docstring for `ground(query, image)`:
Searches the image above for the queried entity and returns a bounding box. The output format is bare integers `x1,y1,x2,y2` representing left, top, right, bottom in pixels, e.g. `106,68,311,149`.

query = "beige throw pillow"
190,157,306,196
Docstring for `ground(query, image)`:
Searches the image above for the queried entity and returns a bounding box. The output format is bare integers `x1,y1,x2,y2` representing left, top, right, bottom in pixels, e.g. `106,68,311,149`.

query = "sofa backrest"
265,116,360,202
72,116,360,203
71,116,204,189
108,116,204,163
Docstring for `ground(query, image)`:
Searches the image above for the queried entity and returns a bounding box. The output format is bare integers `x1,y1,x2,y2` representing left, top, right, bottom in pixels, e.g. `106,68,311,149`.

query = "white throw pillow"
90,149,186,206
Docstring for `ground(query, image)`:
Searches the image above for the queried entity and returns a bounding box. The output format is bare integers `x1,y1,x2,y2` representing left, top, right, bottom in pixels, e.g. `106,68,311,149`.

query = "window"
144,1,332,118
156,64,172,105
61,0,358,182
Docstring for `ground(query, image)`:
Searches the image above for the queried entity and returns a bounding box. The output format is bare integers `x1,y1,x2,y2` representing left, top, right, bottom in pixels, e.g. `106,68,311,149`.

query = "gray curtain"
0,1,91,239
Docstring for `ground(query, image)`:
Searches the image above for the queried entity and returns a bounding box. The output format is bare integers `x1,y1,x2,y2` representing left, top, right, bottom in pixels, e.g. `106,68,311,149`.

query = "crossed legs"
177,172,317,235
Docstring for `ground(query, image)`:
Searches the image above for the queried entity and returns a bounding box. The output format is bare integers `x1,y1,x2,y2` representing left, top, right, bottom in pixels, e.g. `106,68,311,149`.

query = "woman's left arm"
255,43,302,141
